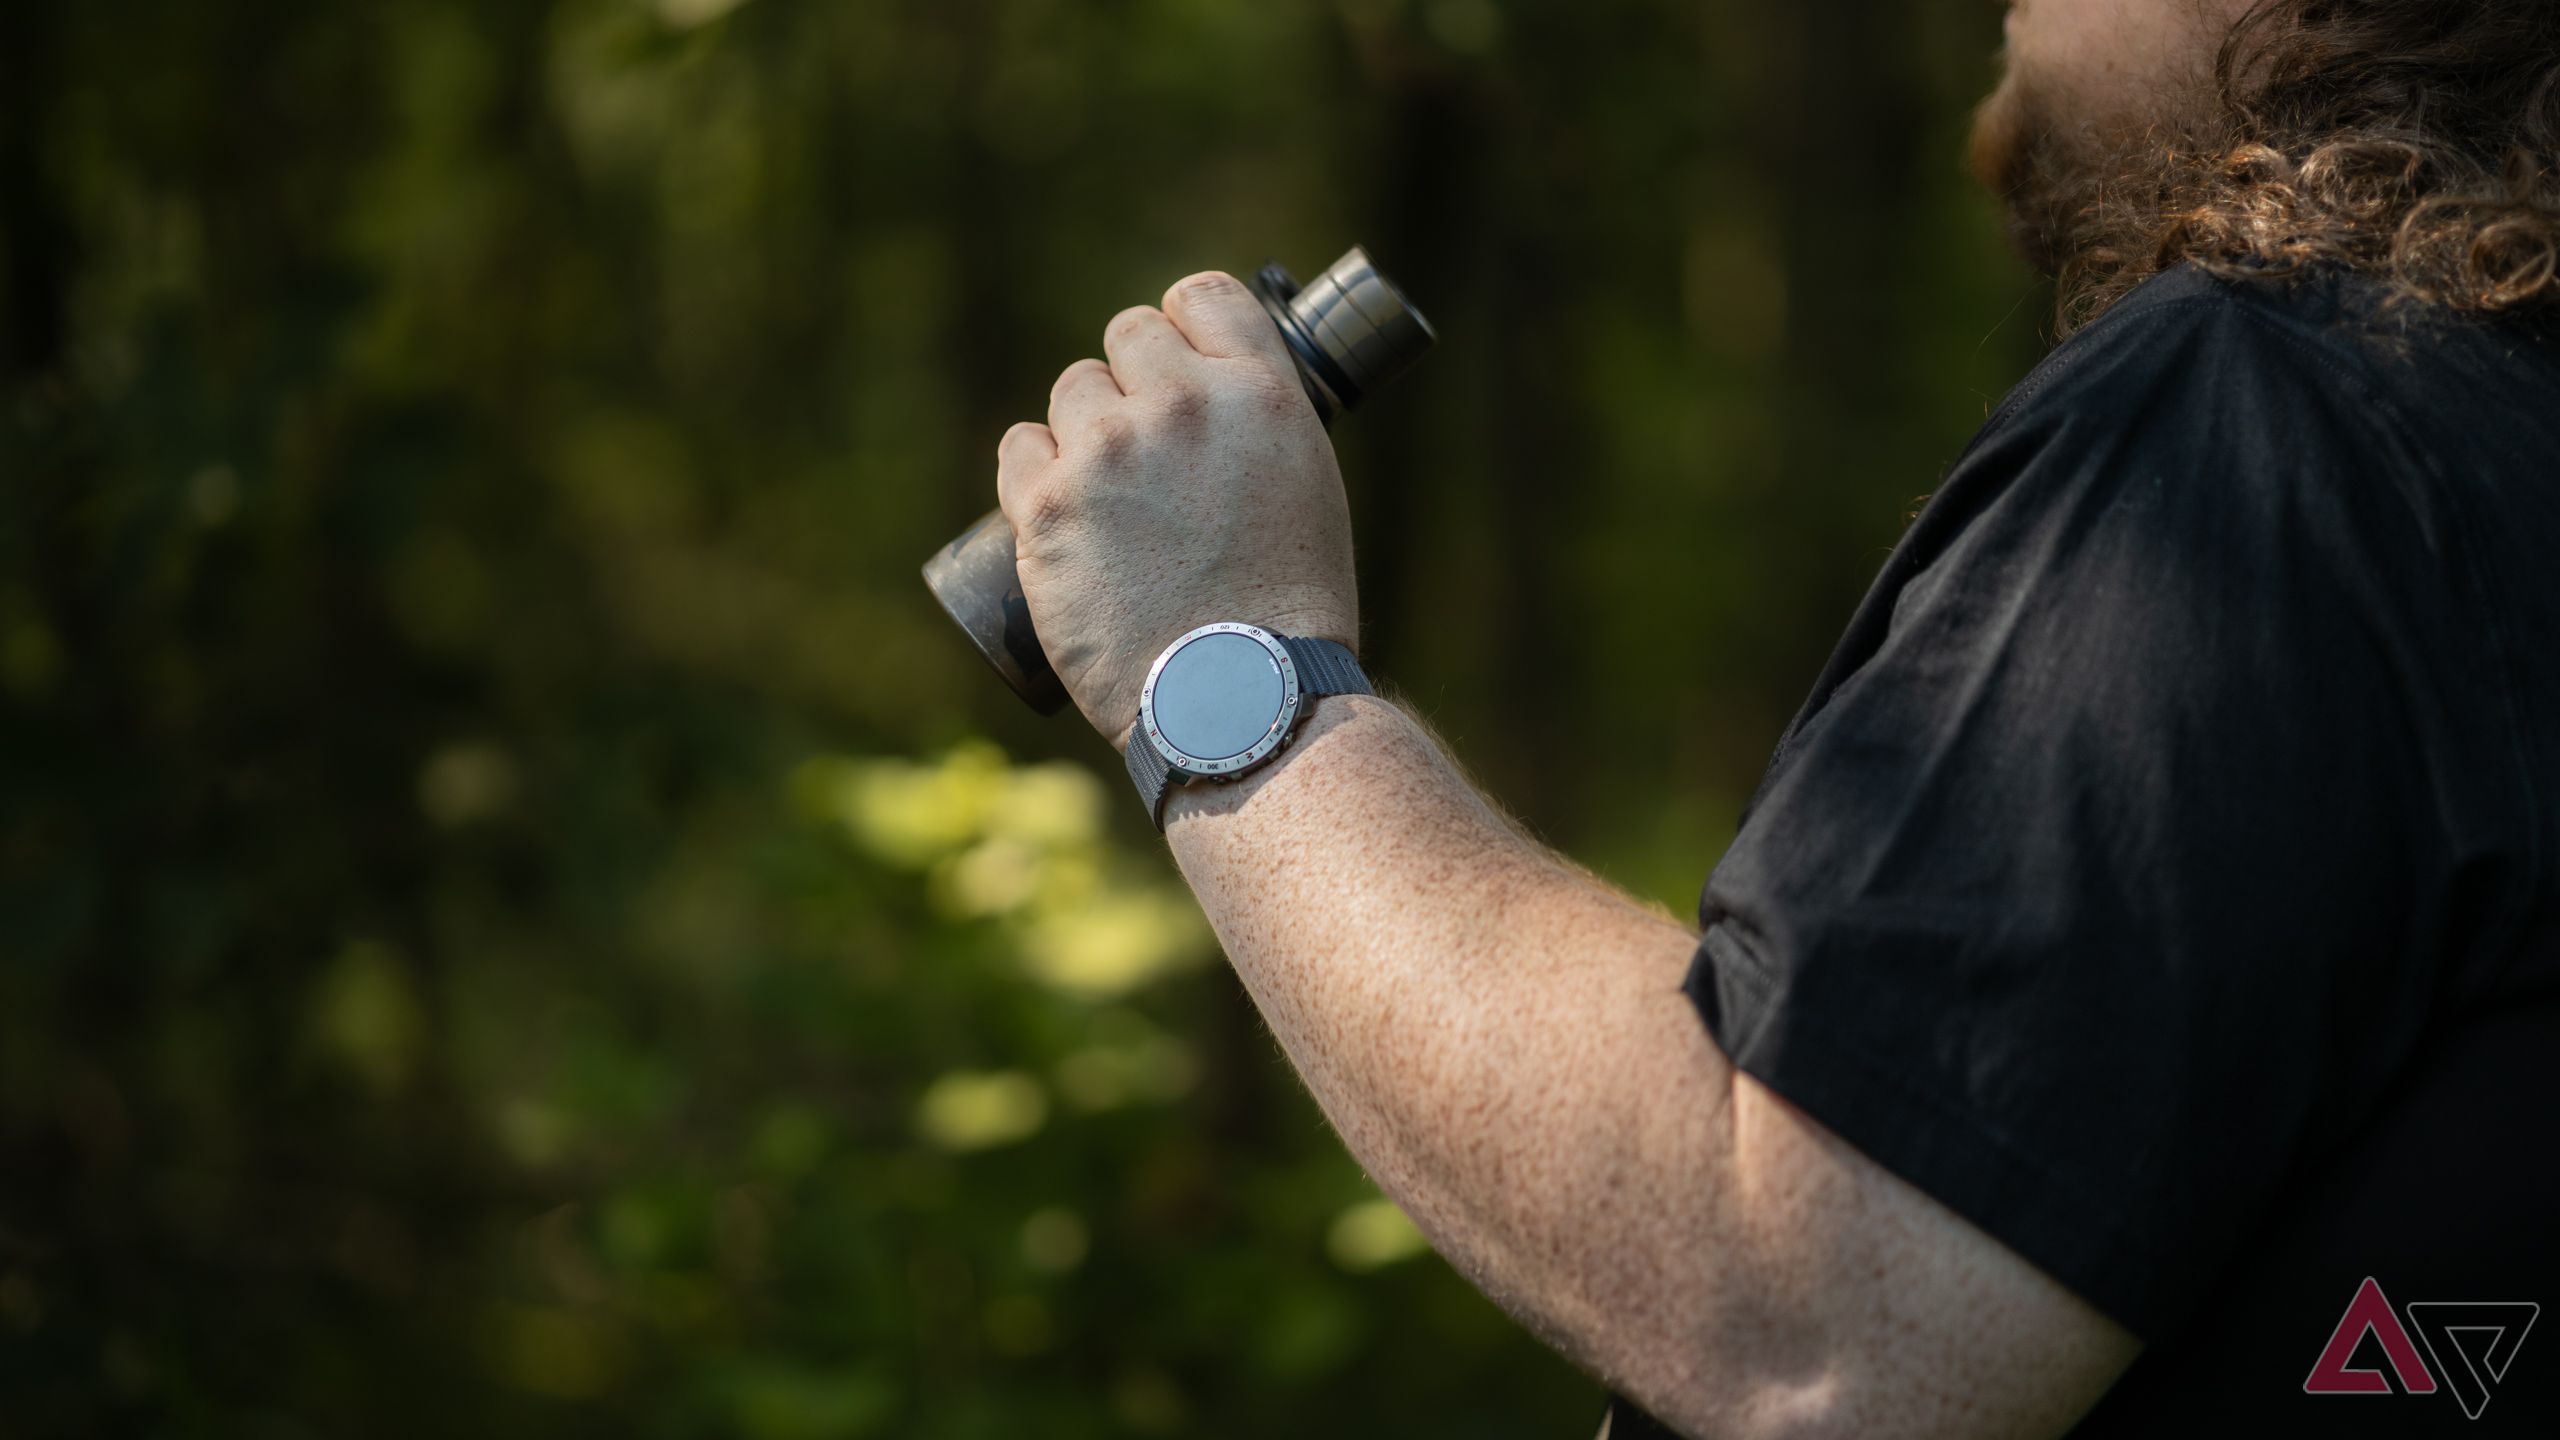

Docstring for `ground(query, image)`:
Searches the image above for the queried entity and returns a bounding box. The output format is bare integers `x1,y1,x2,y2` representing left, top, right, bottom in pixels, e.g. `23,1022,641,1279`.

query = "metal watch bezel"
1137,622,1302,780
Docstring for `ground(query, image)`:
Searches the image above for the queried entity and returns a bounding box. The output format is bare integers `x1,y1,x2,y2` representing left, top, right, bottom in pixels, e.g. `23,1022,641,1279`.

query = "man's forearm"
1151,695,2143,1440
1004,272,2139,1437
1158,693,1755,1387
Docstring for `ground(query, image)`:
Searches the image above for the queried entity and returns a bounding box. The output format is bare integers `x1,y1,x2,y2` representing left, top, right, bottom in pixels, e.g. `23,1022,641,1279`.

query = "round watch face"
1140,624,1301,777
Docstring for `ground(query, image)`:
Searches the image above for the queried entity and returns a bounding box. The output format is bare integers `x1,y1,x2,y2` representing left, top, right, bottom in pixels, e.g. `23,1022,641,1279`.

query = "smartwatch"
1123,622,1373,829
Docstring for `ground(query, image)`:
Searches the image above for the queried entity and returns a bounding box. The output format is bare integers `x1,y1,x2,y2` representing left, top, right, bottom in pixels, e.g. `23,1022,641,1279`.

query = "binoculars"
921,248,1438,714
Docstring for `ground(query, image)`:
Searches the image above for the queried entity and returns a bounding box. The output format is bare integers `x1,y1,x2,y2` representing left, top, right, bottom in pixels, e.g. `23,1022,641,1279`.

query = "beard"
1968,51,2218,285
1969,62,2105,280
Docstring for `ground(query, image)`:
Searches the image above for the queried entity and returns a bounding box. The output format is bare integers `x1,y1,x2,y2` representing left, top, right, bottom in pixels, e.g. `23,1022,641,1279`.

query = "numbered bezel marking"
1138,622,1302,779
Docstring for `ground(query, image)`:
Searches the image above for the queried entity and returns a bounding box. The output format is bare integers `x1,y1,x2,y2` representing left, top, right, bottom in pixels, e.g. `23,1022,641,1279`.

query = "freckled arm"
1155,695,2139,1440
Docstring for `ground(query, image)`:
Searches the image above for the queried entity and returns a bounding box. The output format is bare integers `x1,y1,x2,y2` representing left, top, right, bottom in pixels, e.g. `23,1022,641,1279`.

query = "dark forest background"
0,1,2046,1435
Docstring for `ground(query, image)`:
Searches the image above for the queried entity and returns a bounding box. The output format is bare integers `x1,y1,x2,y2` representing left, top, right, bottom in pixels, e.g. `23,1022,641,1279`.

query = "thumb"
1161,271,1293,374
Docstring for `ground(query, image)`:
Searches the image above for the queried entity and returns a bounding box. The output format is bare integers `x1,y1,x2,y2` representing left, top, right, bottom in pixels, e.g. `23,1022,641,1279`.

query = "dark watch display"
1123,623,1373,830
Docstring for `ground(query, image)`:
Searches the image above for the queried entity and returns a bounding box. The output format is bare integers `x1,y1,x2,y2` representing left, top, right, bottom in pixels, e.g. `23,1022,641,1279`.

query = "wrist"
1159,692,1396,826
1097,616,1356,753
1119,624,1374,831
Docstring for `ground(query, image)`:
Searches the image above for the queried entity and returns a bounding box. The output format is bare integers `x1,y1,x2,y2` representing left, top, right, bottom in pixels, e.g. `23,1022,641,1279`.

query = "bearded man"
991,1,2560,1434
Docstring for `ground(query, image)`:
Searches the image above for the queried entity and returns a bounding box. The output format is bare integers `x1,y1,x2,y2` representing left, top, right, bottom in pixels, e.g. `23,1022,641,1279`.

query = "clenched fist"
996,271,1360,749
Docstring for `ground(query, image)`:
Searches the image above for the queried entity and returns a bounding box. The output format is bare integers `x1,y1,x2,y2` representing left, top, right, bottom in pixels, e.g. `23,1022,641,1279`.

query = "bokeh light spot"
1018,1207,1090,1274
308,940,427,1097
915,1070,1048,1152
1327,1197,1431,1272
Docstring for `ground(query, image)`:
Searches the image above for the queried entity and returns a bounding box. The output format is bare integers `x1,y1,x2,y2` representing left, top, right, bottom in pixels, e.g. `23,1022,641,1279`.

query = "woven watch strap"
1279,634,1367,698
1124,633,1370,831
1124,718,1177,829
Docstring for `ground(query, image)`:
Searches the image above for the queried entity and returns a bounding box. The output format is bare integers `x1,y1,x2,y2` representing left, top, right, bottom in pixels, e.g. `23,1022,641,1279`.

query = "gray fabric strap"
1125,632,1372,831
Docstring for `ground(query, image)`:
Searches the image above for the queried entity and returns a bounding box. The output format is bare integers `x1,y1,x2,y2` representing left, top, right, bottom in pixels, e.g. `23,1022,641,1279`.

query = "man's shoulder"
1984,264,2409,446
1991,262,2560,452
1901,265,2492,622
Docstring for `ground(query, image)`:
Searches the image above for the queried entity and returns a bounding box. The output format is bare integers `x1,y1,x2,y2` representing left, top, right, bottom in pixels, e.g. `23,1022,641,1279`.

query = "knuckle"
1170,270,1244,306
1050,358,1105,398
1009,473,1076,536
997,420,1045,459
1106,305,1160,343
1086,410,1141,462
1150,377,1211,425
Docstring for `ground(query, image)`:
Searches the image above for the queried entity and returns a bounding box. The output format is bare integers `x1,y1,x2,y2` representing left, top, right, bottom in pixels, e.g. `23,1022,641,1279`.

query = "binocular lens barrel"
1253,248,1438,420
922,247,1436,715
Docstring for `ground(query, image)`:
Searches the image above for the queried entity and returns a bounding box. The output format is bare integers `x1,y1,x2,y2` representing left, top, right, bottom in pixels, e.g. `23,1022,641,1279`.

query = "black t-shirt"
1613,265,2560,1437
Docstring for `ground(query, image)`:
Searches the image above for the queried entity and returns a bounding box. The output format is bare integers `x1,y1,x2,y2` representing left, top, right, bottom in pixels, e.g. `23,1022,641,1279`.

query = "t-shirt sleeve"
1687,290,2497,1338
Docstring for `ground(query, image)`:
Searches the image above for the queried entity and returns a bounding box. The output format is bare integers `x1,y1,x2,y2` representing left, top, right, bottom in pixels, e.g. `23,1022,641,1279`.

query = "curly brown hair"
2058,0,2560,334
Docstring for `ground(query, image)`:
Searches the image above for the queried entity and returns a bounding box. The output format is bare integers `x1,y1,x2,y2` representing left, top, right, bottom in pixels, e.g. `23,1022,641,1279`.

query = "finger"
1101,304,1200,393
1046,358,1124,442
1162,270,1293,371
998,419,1059,466
994,421,1058,523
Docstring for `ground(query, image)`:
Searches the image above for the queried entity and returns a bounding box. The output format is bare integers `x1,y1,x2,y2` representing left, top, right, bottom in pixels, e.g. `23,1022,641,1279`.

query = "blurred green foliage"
0,0,2043,1434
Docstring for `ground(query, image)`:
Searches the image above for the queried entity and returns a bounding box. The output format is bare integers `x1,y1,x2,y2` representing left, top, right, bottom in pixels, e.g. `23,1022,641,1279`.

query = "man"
994,0,2560,1434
